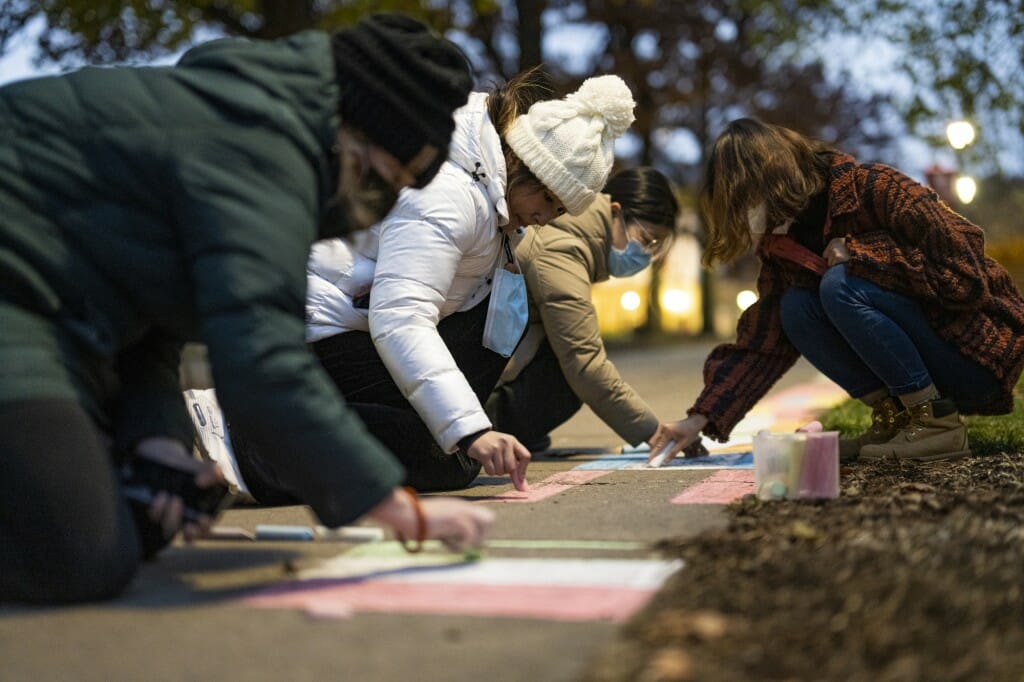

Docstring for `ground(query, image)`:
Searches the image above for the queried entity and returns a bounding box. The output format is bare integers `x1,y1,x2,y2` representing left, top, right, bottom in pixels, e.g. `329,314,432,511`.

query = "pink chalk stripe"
704,469,754,482
486,469,610,503
671,469,755,505
245,581,656,623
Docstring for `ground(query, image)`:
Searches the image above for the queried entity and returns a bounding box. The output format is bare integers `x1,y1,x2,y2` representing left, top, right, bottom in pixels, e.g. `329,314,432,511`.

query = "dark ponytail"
486,65,553,134
603,167,679,232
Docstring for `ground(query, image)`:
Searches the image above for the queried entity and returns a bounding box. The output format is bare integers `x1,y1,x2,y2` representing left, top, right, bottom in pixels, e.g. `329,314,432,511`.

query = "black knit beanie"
332,14,473,171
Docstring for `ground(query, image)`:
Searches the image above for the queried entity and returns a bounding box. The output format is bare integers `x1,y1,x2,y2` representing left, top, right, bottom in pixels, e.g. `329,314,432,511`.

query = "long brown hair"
699,118,836,265
487,65,554,195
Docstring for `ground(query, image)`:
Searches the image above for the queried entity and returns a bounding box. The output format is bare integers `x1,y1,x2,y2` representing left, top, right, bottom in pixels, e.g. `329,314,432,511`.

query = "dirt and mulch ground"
587,453,1024,682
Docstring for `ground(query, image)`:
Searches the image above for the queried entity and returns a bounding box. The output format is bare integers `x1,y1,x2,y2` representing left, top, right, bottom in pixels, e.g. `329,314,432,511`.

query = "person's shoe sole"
860,448,971,462
900,448,971,462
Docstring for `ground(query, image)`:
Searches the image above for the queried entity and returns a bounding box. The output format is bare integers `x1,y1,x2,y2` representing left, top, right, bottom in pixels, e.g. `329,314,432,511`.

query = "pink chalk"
670,470,755,505
485,469,610,503
797,420,823,433
246,581,656,622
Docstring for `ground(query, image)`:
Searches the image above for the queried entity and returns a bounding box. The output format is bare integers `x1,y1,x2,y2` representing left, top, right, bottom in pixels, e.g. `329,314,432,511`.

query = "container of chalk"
753,431,839,500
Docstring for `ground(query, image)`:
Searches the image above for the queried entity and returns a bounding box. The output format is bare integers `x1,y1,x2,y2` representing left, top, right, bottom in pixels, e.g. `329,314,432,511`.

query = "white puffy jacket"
306,92,510,452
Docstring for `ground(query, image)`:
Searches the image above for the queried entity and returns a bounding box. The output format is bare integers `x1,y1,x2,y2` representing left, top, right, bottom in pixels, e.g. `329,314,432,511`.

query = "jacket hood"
177,31,340,159
446,92,509,225
178,31,341,219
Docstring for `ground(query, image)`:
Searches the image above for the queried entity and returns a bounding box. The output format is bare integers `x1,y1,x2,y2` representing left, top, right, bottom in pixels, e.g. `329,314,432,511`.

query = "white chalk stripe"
299,557,682,590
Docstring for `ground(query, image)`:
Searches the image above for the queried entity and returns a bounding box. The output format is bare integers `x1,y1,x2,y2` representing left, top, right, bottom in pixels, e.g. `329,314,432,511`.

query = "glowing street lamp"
942,120,978,205
946,120,975,150
955,176,977,204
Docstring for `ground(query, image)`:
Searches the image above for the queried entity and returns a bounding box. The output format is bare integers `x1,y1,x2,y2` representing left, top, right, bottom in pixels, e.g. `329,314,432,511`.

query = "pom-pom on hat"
504,75,635,215
332,14,473,176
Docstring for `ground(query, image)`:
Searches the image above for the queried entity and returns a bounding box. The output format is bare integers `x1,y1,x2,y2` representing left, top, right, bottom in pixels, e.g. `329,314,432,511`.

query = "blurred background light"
620,291,642,311
954,175,977,204
736,289,758,311
660,287,694,314
946,120,976,150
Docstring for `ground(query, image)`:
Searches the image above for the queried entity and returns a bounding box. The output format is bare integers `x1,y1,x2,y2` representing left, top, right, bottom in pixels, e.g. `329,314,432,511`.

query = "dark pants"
313,296,508,491
0,399,167,604
485,339,582,449
780,264,1001,412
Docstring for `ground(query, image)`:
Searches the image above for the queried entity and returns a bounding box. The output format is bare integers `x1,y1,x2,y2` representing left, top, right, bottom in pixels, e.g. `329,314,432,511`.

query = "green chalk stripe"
490,539,650,551
345,538,649,558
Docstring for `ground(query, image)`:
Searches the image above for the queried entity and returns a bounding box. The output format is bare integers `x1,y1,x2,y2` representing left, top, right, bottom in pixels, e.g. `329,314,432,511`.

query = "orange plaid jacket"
691,153,1024,441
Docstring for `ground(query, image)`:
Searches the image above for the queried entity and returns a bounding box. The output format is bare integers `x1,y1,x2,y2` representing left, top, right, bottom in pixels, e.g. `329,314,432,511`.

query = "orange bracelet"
396,486,427,553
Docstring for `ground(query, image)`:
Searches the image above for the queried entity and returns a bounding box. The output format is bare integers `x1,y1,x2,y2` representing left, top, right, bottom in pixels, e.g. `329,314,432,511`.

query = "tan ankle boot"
838,396,906,462
859,398,970,461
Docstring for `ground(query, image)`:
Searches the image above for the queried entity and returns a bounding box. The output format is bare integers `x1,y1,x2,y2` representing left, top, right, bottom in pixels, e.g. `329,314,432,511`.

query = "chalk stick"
255,524,315,541
315,525,385,542
645,440,676,468
203,525,255,541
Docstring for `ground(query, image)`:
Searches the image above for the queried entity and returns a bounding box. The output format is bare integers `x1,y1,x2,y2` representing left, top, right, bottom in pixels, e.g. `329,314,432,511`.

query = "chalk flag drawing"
244,557,682,622
573,451,753,471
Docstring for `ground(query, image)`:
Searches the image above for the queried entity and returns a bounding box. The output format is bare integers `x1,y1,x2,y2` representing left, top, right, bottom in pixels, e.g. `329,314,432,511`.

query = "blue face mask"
608,239,652,277
483,235,528,357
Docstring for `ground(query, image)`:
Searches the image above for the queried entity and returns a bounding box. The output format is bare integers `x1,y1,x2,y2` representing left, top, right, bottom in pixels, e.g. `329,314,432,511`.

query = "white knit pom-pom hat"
504,74,636,215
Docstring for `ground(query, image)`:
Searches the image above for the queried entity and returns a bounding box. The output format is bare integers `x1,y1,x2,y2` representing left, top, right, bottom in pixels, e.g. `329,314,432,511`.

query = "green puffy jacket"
0,31,402,525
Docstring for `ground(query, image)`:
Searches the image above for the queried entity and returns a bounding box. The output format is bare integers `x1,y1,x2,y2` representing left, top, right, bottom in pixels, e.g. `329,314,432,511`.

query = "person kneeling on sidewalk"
0,14,491,606
648,118,1024,465
484,167,680,454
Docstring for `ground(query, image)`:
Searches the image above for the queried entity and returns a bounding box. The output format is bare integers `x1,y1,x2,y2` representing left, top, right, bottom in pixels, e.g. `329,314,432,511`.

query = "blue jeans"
779,264,1000,412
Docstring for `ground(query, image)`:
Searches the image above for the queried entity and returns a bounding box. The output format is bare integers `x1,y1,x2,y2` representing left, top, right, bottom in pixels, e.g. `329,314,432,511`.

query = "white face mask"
748,203,768,234
748,203,793,235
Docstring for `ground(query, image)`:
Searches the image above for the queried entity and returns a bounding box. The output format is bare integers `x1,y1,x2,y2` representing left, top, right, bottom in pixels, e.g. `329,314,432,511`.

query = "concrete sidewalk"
0,340,844,681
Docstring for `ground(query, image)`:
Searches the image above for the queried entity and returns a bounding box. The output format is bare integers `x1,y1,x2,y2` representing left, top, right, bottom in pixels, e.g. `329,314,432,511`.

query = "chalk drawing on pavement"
344,539,652,558
478,469,611,502
670,469,755,504
573,451,753,471
243,557,683,622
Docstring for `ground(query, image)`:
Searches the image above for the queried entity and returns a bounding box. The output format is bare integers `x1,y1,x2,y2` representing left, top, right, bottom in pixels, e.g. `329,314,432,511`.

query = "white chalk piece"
315,525,385,542
203,525,255,541
646,440,676,468
255,524,315,541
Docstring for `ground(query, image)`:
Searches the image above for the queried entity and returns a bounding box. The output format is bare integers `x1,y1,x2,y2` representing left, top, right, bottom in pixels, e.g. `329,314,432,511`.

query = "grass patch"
818,399,871,436
819,381,1024,456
